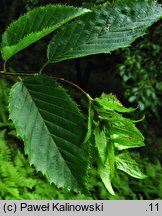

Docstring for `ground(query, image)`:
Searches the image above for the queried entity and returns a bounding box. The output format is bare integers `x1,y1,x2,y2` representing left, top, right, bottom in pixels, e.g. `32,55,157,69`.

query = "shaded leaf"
48,0,162,63
9,75,88,192
1,5,90,61
115,153,146,179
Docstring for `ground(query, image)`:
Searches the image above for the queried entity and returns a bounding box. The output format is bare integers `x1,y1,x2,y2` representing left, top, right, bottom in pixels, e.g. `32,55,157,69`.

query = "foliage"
109,153,162,200
9,75,88,192
84,93,146,194
86,152,162,200
0,130,92,199
48,0,162,63
0,130,52,199
1,5,90,61
0,79,10,125
117,23,162,117
0,0,162,196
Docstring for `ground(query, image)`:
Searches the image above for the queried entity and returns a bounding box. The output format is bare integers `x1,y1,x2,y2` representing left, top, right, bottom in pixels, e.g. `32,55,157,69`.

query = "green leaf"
95,93,135,113
93,122,115,195
83,101,94,143
1,5,90,61
8,75,88,192
98,141,115,195
93,93,145,150
94,126,107,164
101,111,145,150
109,115,145,150
115,153,146,179
48,0,162,63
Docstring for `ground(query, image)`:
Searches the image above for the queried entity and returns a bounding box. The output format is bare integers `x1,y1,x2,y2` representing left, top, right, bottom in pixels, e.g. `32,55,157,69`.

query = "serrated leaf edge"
2,4,91,60
8,78,88,192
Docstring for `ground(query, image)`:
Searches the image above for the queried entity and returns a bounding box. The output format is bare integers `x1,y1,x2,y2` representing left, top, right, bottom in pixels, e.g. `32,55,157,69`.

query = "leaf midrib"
32,95,82,118
49,2,161,62
21,82,82,189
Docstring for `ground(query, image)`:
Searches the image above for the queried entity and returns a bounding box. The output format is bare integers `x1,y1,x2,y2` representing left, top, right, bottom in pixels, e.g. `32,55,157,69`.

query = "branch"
0,70,93,100
0,71,37,76
55,77,93,100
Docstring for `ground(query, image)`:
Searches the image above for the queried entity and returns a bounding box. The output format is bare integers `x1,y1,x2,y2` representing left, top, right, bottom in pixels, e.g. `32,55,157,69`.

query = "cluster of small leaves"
85,93,146,194
0,1,162,194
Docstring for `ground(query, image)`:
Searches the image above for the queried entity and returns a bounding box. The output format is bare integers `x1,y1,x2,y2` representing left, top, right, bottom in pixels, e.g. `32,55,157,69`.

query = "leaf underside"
90,92,146,194
9,75,88,192
48,0,162,63
94,126,107,164
98,158,115,195
94,95,145,150
109,115,145,150
93,123,115,195
1,5,90,61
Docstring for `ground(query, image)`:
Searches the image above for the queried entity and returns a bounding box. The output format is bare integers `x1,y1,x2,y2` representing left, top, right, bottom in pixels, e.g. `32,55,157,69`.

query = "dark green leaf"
9,75,88,192
1,5,90,61
48,0,162,63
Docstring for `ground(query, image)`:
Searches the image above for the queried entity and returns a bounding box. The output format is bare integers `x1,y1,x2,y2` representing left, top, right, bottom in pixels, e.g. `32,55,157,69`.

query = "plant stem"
3,61,7,72
0,70,93,101
0,71,38,76
39,61,48,74
55,77,93,101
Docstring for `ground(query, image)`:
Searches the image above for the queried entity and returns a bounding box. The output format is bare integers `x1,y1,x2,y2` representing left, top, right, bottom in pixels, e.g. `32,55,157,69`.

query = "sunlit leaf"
109,116,145,150
93,93,145,150
115,153,146,179
95,93,135,113
98,141,115,195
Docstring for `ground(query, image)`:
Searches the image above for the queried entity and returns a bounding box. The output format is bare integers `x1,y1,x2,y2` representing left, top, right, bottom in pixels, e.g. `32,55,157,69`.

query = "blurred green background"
0,0,162,199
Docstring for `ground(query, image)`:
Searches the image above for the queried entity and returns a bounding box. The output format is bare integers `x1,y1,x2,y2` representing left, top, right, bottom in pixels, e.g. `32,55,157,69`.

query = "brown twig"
0,70,93,100
55,77,89,97
0,71,38,76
